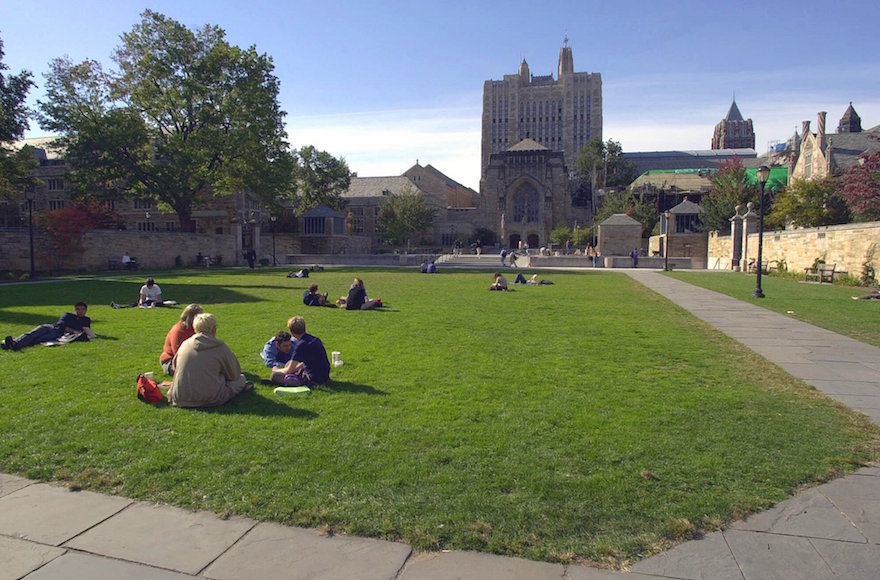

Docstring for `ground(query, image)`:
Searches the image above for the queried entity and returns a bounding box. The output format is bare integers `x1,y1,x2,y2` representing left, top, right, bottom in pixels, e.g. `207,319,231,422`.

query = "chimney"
802,120,811,137
817,111,827,152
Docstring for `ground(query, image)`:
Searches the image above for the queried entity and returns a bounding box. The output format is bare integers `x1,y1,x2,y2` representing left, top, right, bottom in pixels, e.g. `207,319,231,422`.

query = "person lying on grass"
3,301,95,351
160,303,203,376
261,330,299,385
282,316,330,387
167,313,252,407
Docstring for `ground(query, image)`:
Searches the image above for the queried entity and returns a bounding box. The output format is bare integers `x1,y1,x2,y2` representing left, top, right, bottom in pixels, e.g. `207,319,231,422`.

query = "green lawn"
667,271,880,348
1,268,878,568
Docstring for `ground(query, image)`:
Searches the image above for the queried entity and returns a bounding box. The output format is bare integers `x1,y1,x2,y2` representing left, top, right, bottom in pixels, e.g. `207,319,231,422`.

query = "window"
351,207,364,234
133,199,151,210
303,217,325,234
46,178,64,191
165,221,176,231
512,183,539,223
49,199,65,210
137,221,156,232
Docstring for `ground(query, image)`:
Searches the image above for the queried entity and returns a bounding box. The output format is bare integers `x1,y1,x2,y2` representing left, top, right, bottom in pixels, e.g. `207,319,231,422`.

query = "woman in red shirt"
160,303,203,375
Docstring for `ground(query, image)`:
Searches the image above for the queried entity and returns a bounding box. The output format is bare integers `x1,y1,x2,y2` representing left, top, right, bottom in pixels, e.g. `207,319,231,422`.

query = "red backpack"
137,374,165,404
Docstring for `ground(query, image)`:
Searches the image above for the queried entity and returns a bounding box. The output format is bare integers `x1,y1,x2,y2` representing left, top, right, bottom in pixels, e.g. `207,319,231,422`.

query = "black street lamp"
25,188,36,280
270,215,277,266
663,210,671,272
753,165,771,298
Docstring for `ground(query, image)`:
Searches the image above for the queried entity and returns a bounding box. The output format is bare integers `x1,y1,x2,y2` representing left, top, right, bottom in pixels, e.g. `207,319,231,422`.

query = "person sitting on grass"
853,288,880,300
159,303,203,376
283,316,331,387
167,313,252,407
3,301,95,351
261,330,299,385
112,278,176,308
303,283,332,307
489,272,508,291
338,277,382,310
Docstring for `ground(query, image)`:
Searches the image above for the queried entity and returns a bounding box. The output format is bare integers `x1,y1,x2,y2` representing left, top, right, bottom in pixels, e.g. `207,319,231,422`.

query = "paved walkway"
2,271,879,579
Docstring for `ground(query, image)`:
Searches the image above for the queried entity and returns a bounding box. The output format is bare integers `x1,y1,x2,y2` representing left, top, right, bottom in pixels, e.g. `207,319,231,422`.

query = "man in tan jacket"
168,313,252,407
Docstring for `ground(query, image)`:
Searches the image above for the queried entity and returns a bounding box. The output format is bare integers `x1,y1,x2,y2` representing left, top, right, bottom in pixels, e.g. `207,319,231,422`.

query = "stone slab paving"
398,550,565,579
204,521,412,580
22,551,194,579
64,502,257,575
0,535,65,580
0,482,131,546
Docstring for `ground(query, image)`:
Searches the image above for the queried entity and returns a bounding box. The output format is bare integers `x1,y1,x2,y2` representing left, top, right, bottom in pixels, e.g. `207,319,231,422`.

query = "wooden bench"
804,263,836,283
107,256,122,270
748,260,768,274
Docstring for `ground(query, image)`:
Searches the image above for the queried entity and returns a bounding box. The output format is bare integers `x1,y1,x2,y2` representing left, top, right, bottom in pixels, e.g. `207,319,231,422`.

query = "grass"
1,267,878,568
666,270,880,348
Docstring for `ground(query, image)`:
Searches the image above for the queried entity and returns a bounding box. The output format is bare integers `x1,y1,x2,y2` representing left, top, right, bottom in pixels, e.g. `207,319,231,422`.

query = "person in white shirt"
111,278,176,309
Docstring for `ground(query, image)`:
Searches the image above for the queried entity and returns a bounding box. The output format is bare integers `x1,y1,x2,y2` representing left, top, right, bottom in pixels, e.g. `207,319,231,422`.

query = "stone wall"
708,221,880,276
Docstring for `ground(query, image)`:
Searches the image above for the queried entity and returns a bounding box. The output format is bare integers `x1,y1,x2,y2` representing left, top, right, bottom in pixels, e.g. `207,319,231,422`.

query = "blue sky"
3,0,878,190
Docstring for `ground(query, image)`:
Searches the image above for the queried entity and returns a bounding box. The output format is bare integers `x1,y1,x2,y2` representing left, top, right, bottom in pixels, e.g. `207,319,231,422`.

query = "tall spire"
725,98,744,122
558,38,574,78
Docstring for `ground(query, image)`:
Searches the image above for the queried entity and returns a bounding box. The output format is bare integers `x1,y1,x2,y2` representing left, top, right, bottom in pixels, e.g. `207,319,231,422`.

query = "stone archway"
509,233,521,249
527,233,540,249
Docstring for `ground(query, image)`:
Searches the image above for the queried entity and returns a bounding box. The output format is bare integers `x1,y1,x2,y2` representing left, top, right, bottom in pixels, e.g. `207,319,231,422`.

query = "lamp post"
753,165,771,298
145,211,151,231
663,210,671,272
270,215,277,266
25,188,36,280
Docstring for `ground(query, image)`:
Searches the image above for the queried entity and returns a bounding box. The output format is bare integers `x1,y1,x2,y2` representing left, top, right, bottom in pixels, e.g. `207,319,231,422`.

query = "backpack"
137,373,165,404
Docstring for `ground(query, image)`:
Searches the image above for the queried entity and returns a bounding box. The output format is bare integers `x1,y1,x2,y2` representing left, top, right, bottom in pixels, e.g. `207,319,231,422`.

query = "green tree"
293,145,353,213
377,185,437,252
766,177,849,229
594,190,657,238
699,158,758,234
574,138,635,205
0,36,37,198
36,10,297,230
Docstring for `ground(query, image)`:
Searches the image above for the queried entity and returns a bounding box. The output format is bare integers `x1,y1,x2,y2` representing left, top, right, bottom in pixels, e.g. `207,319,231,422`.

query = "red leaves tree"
40,199,119,267
838,149,880,222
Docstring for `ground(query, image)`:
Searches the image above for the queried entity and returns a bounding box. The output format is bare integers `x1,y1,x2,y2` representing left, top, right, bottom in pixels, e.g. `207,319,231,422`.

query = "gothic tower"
711,99,755,150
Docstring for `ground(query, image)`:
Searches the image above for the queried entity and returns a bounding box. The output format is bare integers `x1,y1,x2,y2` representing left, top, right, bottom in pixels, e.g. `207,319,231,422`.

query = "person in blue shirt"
3,302,94,350
285,316,331,386
260,330,297,385
303,283,330,306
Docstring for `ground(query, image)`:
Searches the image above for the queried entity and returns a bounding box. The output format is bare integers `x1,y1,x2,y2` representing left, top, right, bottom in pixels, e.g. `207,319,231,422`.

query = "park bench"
107,256,122,270
747,260,768,274
804,263,836,283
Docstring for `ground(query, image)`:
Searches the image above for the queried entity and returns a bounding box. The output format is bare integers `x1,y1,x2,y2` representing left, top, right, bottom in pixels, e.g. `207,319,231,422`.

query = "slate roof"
827,125,880,172
508,138,548,152
725,100,744,122
669,200,703,215
600,213,641,226
341,176,419,199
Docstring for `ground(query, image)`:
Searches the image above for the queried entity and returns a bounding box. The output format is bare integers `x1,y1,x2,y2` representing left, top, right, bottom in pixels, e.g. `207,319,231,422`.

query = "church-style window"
513,183,540,223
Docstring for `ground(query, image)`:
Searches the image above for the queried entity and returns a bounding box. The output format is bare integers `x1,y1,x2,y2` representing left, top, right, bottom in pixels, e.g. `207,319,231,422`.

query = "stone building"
790,107,880,180
480,138,586,249
480,39,602,179
711,99,755,150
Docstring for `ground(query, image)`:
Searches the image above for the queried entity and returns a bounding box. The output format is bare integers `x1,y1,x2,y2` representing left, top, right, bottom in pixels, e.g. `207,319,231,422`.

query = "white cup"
331,351,343,367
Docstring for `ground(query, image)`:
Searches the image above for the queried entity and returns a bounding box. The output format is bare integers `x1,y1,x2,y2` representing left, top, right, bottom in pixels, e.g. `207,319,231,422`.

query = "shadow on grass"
317,380,388,395
187,391,319,419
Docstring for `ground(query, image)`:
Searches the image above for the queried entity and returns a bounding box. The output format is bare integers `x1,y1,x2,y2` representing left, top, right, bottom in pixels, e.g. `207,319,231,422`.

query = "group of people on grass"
159,305,330,407
301,277,383,310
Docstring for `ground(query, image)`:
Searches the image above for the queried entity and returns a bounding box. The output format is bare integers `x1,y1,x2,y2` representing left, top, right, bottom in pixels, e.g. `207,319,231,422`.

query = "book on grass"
274,386,311,395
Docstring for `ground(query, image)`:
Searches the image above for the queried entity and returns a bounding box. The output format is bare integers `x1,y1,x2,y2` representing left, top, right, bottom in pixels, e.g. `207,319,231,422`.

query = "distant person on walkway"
490,272,508,291
160,303,203,376
261,330,299,385
590,246,598,267
340,277,382,310
508,251,518,268
475,239,482,256
168,313,252,407
246,249,256,269
303,283,331,306
500,249,508,267
284,316,331,387
3,301,94,351
631,248,639,268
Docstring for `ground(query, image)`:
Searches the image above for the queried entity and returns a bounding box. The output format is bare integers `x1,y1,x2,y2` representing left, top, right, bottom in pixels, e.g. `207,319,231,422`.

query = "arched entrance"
527,234,540,249
508,234,521,249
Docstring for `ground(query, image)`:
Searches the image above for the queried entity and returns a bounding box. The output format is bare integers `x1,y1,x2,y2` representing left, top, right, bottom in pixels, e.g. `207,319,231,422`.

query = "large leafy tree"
766,177,849,229
699,157,758,234
293,145,353,213
377,185,437,252
0,35,37,198
575,138,635,205
838,149,880,222
36,10,297,230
